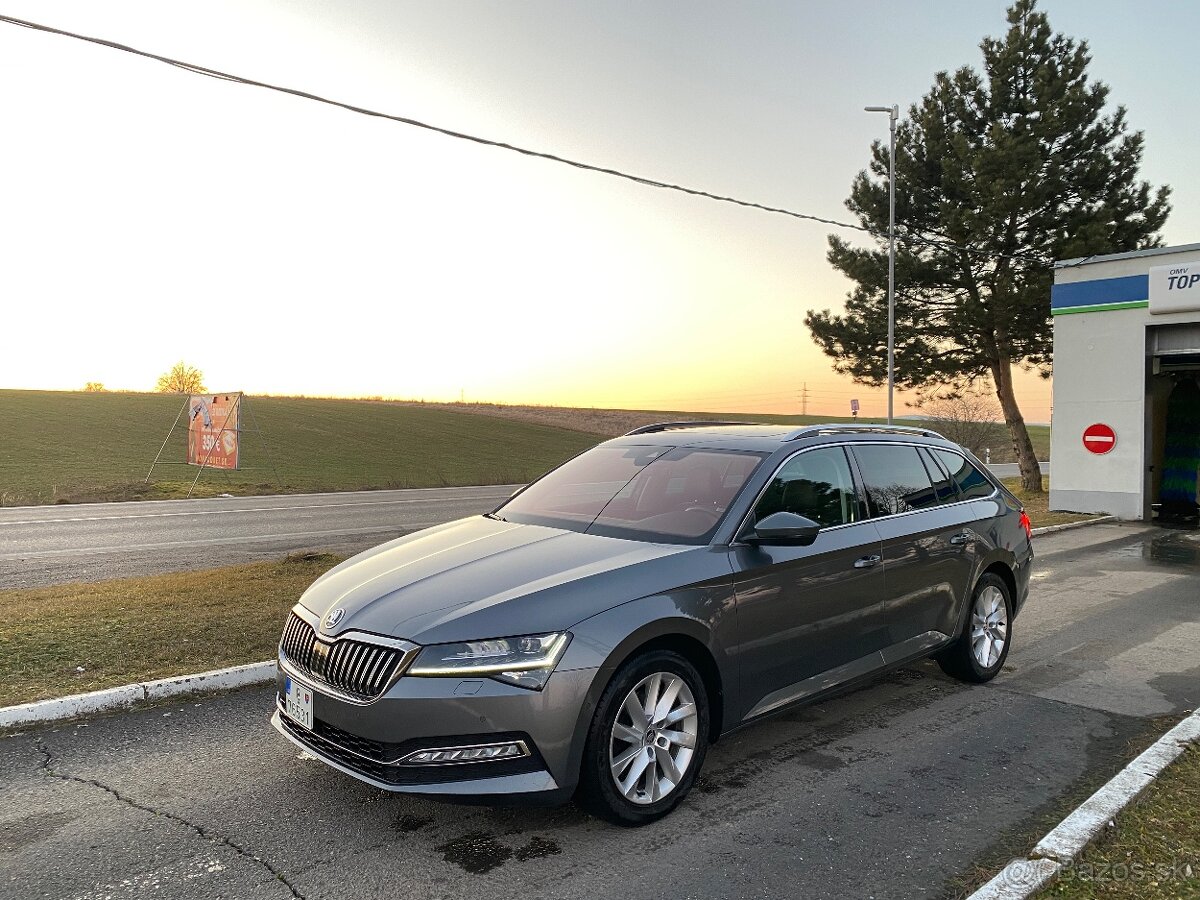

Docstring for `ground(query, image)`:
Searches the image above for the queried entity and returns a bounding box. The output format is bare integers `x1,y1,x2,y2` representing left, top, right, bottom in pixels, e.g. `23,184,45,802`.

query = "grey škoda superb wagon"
272,423,1033,824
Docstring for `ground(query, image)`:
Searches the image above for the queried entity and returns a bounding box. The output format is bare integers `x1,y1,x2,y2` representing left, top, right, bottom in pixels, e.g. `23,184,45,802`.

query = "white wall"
1050,307,1147,517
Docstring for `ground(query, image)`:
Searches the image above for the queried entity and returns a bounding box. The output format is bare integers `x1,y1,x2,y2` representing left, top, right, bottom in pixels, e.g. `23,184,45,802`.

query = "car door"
849,443,980,661
729,446,887,720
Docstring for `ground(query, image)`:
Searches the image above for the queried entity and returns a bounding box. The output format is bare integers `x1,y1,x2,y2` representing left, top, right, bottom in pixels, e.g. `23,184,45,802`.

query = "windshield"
496,444,766,544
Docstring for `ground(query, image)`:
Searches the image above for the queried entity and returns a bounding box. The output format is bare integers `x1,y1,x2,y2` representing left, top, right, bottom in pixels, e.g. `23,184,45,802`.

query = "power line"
0,13,870,235
0,13,1072,271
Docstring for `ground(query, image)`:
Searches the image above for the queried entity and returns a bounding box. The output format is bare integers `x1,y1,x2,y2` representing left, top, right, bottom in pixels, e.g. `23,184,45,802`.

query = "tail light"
1019,509,1033,539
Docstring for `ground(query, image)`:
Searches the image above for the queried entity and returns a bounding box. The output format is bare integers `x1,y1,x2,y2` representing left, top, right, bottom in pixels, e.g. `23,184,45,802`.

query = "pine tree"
805,0,1170,492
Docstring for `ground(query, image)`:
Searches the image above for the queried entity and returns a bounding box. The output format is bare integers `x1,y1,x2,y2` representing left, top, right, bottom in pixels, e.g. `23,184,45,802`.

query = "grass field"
0,390,604,505
0,553,344,707
0,389,1052,506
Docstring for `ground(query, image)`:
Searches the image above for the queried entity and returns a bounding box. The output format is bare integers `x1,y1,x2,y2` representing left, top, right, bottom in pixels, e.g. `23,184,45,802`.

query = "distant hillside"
0,390,603,505
0,390,1050,506
399,401,1049,462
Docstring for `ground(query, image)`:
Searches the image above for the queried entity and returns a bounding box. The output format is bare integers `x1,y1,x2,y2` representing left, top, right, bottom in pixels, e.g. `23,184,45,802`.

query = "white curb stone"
1029,515,1115,537
1031,768,1155,863
0,660,275,729
968,859,1062,900
967,707,1200,899
141,661,275,702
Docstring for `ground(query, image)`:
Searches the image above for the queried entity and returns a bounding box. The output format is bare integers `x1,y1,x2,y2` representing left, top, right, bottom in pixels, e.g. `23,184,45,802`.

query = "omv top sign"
1150,260,1200,315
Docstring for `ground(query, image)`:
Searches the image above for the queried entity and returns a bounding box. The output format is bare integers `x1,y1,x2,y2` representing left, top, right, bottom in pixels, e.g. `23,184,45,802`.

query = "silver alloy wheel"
609,671,699,805
970,585,1009,668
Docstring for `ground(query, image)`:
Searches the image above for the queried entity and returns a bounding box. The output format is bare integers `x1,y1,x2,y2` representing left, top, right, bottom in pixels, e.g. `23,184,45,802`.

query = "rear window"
497,444,765,543
920,447,958,504
932,449,995,500
852,444,944,516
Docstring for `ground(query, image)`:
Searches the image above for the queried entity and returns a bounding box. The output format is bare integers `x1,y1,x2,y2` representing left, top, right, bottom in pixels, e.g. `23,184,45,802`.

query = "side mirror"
744,511,822,546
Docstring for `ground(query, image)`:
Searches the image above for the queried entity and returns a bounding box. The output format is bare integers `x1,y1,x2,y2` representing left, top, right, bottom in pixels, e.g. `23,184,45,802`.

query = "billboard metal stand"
187,392,243,499
147,392,282,499
145,395,192,484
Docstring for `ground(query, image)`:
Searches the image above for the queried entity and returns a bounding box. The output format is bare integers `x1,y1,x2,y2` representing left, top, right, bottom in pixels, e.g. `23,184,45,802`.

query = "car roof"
602,421,961,453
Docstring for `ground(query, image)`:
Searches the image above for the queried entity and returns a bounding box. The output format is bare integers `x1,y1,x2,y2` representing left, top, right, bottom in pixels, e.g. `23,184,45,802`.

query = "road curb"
967,707,1200,899
1030,515,1115,537
0,660,275,730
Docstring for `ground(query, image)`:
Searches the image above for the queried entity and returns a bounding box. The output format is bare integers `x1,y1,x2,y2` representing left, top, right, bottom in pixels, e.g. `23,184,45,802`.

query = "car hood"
298,516,698,645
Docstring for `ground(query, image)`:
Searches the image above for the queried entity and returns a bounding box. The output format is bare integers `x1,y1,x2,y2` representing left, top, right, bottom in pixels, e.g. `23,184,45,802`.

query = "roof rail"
623,420,758,436
784,423,947,441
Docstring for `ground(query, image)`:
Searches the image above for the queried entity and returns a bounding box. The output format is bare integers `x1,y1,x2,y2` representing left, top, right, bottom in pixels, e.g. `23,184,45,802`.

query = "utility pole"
801,382,809,416
865,103,898,425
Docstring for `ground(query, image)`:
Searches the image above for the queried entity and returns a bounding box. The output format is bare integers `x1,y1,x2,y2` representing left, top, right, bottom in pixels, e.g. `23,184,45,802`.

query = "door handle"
949,531,972,546
854,554,882,569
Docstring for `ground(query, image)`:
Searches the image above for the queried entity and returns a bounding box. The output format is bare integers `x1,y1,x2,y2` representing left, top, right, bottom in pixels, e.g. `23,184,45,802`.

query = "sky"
2,1,1198,420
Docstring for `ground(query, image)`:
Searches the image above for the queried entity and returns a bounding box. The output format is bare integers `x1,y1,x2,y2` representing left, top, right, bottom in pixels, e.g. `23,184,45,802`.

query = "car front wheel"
937,572,1013,683
579,649,709,826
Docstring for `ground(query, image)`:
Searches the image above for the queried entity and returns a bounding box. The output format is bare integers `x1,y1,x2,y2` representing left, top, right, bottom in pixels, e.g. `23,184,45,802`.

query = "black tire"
578,649,710,826
937,572,1013,683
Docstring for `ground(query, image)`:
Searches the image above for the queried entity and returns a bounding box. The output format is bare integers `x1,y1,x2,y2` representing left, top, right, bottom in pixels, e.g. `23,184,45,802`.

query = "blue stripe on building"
1051,274,1148,312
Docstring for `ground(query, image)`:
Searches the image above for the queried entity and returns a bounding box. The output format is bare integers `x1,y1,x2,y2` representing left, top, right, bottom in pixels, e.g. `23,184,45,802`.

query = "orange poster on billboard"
187,393,240,469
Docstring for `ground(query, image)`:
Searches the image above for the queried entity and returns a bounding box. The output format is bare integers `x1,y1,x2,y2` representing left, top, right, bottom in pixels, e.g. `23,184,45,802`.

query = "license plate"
283,676,314,731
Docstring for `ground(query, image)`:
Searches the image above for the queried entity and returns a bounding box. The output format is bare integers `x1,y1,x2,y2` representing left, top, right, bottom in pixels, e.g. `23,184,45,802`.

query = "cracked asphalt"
2,522,1198,900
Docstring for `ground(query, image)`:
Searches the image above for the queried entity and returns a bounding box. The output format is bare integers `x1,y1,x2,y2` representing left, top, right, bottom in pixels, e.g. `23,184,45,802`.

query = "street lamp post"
865,104,897,424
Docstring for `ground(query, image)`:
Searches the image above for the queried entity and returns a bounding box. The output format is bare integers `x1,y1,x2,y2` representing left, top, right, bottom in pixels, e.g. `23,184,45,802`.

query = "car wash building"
1050,243,1200,524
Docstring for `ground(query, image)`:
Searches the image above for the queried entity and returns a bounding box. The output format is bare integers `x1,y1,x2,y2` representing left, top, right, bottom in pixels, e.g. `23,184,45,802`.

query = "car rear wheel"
937,572,1012,683
579,649,709,826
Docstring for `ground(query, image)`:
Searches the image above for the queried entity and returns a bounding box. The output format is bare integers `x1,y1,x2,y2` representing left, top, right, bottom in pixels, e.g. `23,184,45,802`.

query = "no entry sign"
1082,423,1117,455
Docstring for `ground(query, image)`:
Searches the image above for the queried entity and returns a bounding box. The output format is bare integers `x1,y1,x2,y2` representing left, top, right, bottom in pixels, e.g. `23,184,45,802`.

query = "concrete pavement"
983,461,1050,480
2,522,1197,900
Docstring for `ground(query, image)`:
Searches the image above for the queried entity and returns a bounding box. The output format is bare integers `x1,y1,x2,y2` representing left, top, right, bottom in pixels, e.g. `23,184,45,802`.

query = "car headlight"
408,632,571,690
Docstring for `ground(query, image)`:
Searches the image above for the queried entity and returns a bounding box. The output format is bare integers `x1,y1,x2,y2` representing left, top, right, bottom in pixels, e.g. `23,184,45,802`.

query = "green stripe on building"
1050,300,1149,316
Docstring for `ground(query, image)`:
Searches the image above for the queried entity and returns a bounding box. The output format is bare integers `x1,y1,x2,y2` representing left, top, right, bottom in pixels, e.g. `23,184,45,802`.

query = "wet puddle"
436,832,562,874
1100,529,1200,569
1143,530,1200,566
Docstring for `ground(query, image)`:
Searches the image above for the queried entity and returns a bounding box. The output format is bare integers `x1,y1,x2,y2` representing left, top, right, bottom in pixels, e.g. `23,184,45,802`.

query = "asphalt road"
3,522,1197,900
0,463,1048,591
0,486,520,589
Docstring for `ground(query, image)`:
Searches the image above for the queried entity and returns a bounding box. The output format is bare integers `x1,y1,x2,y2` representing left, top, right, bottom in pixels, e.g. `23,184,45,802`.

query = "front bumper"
271,660,597,801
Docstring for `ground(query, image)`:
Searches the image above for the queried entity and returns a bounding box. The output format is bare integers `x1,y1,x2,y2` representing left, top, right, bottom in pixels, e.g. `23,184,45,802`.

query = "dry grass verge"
1003,477,1104,529
0,553,343,707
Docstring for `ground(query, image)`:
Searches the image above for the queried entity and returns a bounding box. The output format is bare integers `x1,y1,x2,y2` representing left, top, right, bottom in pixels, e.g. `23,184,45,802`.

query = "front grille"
279,612,411,701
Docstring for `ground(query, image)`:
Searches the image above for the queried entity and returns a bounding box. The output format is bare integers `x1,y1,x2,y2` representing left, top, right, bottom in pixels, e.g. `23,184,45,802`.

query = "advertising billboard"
187,393,240,469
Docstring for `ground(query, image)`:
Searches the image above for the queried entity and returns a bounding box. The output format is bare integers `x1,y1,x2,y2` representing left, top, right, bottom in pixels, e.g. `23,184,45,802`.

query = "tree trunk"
991,355,1043,494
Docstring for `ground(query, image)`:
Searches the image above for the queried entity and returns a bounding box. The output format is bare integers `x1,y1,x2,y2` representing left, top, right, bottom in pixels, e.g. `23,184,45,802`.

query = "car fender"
553,587,736,793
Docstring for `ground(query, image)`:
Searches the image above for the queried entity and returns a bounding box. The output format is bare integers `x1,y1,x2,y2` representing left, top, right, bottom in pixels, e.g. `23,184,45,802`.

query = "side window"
753,447,860,528
853,445,943,516
933,449,995,500
920,448,958,503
